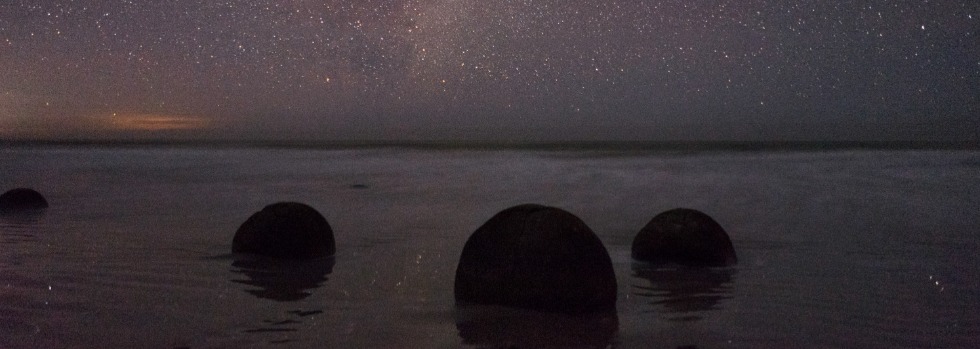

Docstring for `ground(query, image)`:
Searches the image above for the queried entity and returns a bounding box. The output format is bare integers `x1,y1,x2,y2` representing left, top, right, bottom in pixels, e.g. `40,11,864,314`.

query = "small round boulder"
233,202,335,259
631,208,737,266
454,204,617,313
0,188,49,211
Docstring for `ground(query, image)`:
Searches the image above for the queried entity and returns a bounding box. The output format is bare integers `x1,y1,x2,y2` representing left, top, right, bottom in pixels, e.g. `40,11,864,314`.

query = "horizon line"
2,138,978,151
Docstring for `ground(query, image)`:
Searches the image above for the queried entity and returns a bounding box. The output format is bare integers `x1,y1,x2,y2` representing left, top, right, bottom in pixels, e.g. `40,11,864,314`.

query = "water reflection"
230,256,334,302
631,263,736,322
0,211,44,245
455,305,618,348
0,210,45,224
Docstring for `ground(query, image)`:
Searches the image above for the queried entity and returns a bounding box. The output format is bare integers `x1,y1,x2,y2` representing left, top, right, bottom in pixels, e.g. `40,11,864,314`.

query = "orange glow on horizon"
108,113,211,131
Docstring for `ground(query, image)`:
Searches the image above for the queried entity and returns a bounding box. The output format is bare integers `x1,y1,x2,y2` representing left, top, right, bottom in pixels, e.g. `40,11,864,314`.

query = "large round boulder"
0,188,49,211
233,202,335,259
454,204,617,313
631,208,737,266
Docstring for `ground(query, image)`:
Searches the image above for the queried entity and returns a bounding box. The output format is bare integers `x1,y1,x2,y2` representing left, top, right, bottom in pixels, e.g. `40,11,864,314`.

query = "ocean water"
1,145,978,348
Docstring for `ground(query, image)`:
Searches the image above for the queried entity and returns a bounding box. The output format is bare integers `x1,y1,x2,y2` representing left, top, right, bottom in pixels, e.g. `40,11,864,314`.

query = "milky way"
1,1,977,141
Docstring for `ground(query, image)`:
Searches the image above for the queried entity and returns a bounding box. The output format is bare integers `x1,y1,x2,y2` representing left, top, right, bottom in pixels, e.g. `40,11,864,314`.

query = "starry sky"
1,0,978,142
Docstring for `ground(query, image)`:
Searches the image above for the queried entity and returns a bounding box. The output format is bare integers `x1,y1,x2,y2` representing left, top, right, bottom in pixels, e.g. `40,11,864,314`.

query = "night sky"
1,1,977,142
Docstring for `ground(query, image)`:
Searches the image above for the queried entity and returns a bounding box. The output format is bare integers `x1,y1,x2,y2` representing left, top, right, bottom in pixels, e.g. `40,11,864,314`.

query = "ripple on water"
0,216,44,245
630,263,737,322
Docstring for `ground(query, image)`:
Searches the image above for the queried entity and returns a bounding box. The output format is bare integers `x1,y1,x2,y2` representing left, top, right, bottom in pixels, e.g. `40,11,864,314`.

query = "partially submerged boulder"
454,204,617,313
631,208,737,266
233,202,335,259
0,188,49,211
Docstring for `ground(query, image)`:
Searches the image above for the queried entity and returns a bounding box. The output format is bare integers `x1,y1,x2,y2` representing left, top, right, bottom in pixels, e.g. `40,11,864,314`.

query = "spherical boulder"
0,188,49,211
631,208,737,266
454,204,617,313
232,202,335,259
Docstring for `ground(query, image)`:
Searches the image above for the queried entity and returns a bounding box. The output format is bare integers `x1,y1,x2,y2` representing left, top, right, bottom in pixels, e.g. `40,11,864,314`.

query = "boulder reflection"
0,211,45,245
631,263,736,322
455,305,618,348
231,256,334,302
0,209,45,225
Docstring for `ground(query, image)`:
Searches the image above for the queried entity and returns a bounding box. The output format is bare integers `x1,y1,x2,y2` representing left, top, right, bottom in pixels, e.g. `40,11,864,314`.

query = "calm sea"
1,145,978,348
